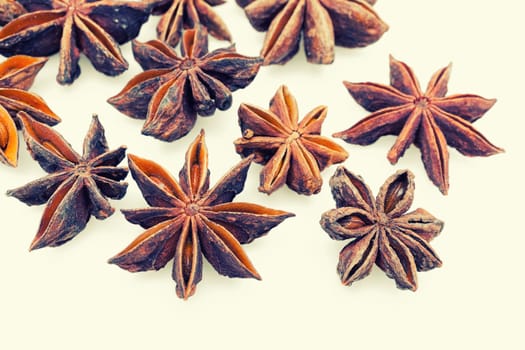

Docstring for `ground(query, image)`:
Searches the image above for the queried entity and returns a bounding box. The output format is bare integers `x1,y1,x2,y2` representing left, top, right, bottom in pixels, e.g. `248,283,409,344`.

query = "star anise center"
75,162,90,175
179,58,197,71
375,212,391,227
285,130,301,144
413,96,431,109
184,203,201,216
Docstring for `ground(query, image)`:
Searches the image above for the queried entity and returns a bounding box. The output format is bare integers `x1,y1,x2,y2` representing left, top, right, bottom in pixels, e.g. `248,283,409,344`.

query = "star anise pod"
334,56,504,194
0,0,152,84
7,113,128,250
234,85,348,195
237,0,388,65
109,130,293,299
0,55,60,167
0,0,26,25
150,0,231,47
320,167,443,291
108,28,262,142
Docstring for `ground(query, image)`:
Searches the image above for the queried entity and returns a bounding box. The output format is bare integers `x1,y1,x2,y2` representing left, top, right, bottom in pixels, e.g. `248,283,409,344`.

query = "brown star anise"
150,0,231,47
234,85,348,195
109,130,293,299
108,28,262,142
0,0,151,84
334,56,504,194
7,113,128,250
0,0,26,25
0,55,60,167
237,0,388,65
320,167,443,291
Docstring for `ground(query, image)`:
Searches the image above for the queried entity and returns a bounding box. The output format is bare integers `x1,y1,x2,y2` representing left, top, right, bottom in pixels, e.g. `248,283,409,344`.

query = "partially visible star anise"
150,0,231,47
237,0,388,65
108,28,262,142
109,130,293,299
334,56,504,194
0,0,151,84
321,167,443,291
0,0,26,25
234,85,348,195
7,113,128,250
0,55,60,167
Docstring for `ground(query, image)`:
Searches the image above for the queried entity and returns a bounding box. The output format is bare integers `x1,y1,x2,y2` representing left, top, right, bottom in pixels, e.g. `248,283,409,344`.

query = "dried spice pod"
109,130,293,299
237,0,388,65
320,168,443,291
150,0,231,47
0,0,26,25
234,85,348,195
334,56,504,194
0,55,60,167
108,27,262,142
0,0,152,85
7,113,128,250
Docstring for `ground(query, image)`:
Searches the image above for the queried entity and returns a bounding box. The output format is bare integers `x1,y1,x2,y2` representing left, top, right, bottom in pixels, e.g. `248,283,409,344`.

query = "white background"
1,1,523,349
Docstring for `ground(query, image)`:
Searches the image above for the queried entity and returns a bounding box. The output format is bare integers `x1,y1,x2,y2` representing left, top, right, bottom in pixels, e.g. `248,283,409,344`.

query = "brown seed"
320,167,443,291
109,130,294,299
333,55,504,194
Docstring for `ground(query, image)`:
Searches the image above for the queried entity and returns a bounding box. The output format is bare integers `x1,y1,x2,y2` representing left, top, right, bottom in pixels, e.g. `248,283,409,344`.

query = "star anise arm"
18,112,80,173
0,10,64,57
197,216,261,280
0,0,26,26
201,156,253,206
109,216,186,272
320,206,376,240
328,166,375,211
333,104,413,145
84,175,115,219
242,0,287,31
6,171,69,205
431,106,504,157
300,135,348,170
376,228,418,291
287,141,323,195
181,27,208,58
127,153,188,207
188,69,216,116
82,115,109,160
259,144,291,194
201,202,293,244
194,69,232,110
132,40,181,70
343,81,413,112
319,0,388,48
418,111,450,194
337,229,379,286
234,135,284,163
238,102,289,137
389,55,422,96
432,94,497,123
393,208,443,242
0,105,18,166
425,63,451,98
57,14,81,84
392,228,442,272
179,129,210,199
375,169,414,218
28,177,91,250
172,217,203,299
121,207,184,229
91,173,127,199
386,108,421,164
155,0,184,46
259,0,305,65
107,69,172,120
0,88,61,125
304,0,334,64
194,0,232,42
142,74,197,141
0,55,47,90
269,85,299,129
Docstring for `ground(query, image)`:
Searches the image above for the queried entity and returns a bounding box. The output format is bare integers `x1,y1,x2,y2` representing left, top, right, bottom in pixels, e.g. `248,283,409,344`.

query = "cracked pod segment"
234,85,348,195
109,130,294,299
7,113,128,250
320,168,444,291
108,27,262,142
0,55,60,167
0,0,151,84
237,0,388,65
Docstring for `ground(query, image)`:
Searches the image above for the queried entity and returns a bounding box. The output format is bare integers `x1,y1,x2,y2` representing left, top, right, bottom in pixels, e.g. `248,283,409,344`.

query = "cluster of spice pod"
0,0,502,299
